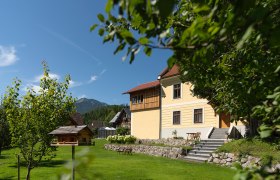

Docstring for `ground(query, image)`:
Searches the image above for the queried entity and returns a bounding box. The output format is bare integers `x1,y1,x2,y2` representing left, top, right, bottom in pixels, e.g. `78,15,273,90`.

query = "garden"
0,139,236,180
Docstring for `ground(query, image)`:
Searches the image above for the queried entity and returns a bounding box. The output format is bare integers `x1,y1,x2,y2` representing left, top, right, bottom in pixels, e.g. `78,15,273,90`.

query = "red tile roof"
123,80,160,94
159,64,180,79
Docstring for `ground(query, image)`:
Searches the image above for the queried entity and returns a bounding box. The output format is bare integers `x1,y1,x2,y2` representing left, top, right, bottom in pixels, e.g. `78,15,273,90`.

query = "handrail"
206,127,214,139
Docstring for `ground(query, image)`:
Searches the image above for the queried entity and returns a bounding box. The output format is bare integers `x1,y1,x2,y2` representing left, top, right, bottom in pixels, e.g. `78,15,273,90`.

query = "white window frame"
193,108,204,124
173,83,182,99
172,111,181,125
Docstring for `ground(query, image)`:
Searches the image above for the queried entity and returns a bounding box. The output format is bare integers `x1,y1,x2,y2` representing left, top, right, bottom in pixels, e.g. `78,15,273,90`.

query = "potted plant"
172,130,177,139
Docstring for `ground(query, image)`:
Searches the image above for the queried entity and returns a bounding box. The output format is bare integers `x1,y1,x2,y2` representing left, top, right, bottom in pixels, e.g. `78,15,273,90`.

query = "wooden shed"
49,125,93,146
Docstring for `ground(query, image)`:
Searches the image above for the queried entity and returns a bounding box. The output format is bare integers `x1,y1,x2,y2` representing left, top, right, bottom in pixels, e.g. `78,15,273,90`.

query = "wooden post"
17,154,20,180
72,145,75,180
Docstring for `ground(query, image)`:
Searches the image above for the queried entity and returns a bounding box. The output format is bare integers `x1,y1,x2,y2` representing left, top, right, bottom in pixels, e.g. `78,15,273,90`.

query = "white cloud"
34,73,60,82
0,46,18,67
23,84,42,94
69,80,82,88
88,75,98,84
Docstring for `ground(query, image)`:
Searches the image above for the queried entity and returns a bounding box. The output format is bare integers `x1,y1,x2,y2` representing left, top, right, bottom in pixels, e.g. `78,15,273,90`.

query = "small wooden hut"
49,125,93,146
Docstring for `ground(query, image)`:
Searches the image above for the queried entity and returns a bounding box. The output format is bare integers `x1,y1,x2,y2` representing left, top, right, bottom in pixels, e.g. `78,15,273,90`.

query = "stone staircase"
209,128,229,139
183,139,225,162
182,128,229,162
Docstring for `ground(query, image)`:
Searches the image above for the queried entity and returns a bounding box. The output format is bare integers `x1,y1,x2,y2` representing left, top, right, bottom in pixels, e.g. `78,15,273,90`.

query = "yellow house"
125,65,246,139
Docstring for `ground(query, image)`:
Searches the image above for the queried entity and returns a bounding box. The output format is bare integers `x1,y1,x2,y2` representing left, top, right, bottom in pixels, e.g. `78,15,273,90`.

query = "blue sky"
0,0,172,105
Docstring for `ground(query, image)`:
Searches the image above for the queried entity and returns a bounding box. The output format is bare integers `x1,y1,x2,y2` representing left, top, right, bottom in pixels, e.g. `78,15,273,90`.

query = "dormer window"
173,84,181,99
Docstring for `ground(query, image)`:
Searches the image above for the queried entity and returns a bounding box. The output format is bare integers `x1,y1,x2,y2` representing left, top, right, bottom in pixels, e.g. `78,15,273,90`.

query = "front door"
220,113,230,128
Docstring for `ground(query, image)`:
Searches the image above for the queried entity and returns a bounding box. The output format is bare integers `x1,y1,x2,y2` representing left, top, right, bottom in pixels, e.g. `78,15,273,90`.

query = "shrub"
124,135,137,144
106,135,136,144
217,138,280,163
116,127,130,135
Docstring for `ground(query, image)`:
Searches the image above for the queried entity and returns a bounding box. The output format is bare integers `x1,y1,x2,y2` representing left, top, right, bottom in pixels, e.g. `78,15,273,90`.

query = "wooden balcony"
130,88,160,111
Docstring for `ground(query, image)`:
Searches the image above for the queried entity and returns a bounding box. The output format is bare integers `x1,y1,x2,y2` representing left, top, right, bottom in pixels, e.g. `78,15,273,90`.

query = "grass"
0,139,235,180
217,138,280,164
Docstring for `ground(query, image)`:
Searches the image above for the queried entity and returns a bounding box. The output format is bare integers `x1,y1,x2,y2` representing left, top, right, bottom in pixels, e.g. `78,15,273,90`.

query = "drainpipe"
158,76,162,139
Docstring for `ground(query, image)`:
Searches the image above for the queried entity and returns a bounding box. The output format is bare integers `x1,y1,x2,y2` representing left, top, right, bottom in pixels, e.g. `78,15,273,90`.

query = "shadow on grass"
39,160,66,167
8,160,66,168
0,177,14,180
0,155,9,159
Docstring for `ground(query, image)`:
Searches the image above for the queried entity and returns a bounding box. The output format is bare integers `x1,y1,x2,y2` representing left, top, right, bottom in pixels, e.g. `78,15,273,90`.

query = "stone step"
187,153,210,158
200,140,226,143
189,150,214,154
193,147,217,151
194,144,222,148
183,156,208,163
197,142,224,146
209,137,227,139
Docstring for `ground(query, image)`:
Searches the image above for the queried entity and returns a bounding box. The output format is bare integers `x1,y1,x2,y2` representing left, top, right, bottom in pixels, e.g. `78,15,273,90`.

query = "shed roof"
123,80,160,94
49,125,90,135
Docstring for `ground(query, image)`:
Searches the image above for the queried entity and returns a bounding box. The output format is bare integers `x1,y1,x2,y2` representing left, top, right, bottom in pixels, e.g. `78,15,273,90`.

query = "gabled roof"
70,113,84,126
109,108,131,124
49,125,92,135
159,64,180,79
123,80,160,94
109,112,121,123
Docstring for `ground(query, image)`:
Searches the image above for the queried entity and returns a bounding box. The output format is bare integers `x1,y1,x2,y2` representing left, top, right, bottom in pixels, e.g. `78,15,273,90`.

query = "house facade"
124,81,161,139
125,65,246,140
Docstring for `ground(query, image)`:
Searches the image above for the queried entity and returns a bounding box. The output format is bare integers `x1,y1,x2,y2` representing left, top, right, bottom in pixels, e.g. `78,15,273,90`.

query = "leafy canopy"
93,0,280,138
3,62,75,179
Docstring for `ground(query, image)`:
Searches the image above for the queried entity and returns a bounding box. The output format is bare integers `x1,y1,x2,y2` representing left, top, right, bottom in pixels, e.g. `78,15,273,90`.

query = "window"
132,95,143,104
173,84,181,99
173,111,181,125
137,95,143,104
194,108,203,123
132,96,137,104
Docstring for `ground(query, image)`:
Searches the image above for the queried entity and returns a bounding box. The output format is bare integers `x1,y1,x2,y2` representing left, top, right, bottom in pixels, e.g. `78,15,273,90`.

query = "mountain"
75,98,107,114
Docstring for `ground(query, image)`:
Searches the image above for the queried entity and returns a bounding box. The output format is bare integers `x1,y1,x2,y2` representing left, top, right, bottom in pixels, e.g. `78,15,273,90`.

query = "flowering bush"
106,135,136,144
124,135,137,144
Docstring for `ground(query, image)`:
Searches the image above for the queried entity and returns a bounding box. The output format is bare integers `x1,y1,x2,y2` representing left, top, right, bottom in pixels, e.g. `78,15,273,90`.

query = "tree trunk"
26,164,32,180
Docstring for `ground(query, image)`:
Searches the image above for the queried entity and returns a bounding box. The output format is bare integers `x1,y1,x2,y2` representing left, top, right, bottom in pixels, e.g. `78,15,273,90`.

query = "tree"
92,0,280,138
3,62,75,180
0,104,11,156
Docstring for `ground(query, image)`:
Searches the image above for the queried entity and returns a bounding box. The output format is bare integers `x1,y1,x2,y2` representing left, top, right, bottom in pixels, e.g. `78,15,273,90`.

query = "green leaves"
259,125,273,138
120,30,135,45
237,25,254,50
139,37,149,45
90,24,98,32
97,14,105,22
98,28,105,36
144,47,152,56
156,0,176,19
3,62,75,177
105,0,114,13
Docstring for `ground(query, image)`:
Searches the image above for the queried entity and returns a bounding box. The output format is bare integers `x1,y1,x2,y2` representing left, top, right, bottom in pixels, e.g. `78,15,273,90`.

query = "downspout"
158,76,162,139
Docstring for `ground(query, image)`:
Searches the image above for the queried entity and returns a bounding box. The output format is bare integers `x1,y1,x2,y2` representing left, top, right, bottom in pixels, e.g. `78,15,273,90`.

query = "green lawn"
0,140,235,180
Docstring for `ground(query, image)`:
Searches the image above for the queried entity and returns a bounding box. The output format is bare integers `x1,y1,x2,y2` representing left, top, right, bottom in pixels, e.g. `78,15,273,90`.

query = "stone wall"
137,138,193,147
208,152,280,172
104,144,187,159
